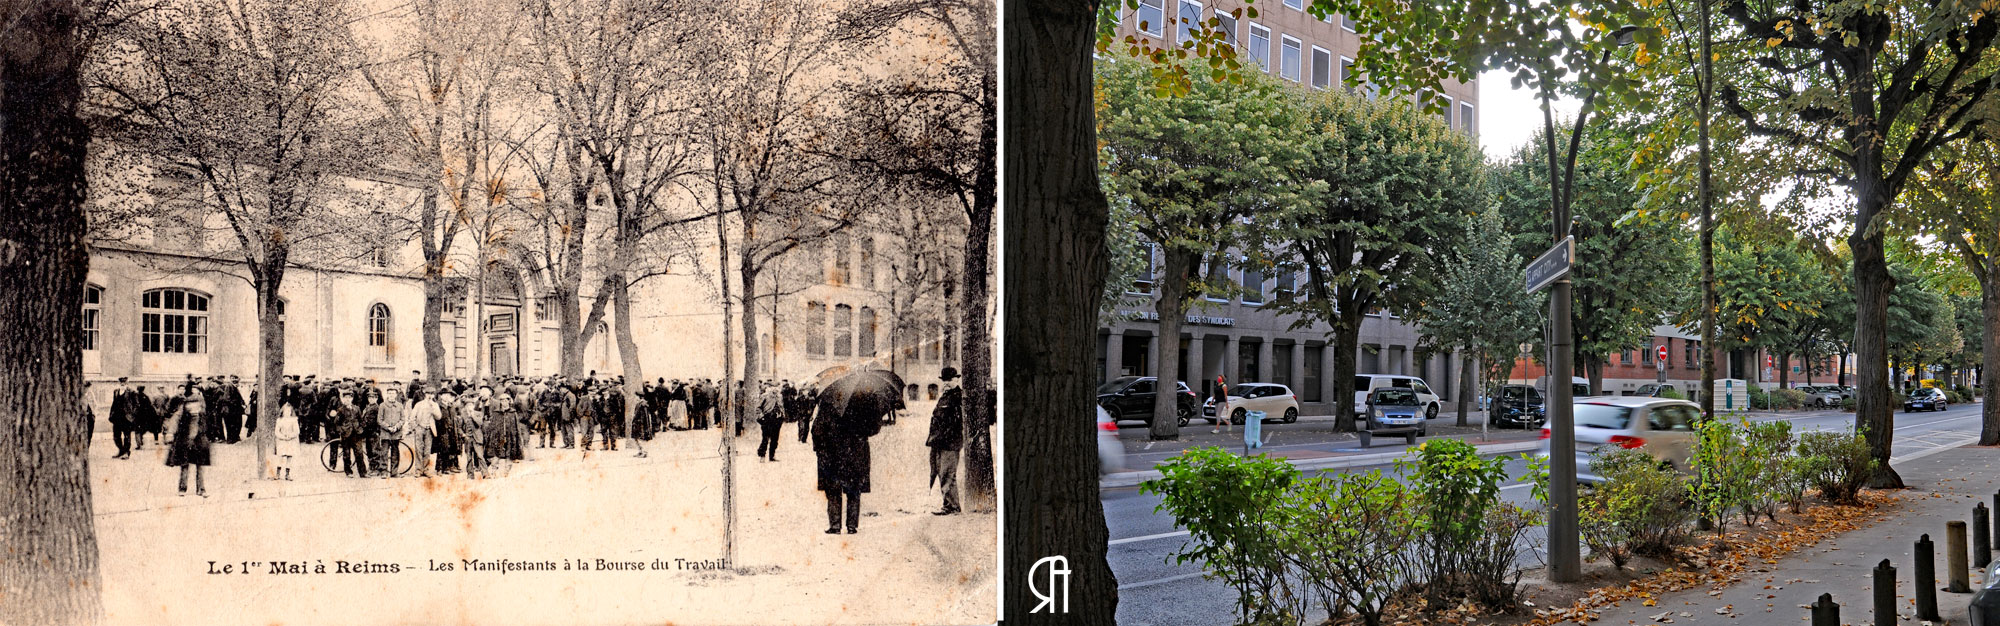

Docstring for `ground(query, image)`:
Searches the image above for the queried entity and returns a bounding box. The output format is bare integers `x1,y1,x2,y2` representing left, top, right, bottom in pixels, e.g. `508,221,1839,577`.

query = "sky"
1477,68,1581,162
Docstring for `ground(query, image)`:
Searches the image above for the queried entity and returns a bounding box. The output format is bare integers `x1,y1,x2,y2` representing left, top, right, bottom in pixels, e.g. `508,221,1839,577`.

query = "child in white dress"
275,405,300,480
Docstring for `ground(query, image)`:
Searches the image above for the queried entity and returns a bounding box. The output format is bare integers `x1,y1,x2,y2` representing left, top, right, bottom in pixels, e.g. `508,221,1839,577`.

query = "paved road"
1101,402,1989,626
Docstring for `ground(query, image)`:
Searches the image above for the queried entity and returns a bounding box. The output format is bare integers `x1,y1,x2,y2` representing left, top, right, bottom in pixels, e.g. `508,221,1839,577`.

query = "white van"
1352,375,1443,421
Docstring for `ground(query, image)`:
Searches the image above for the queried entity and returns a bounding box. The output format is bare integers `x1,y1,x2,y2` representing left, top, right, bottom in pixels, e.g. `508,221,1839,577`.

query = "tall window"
1685,340,1698,368
832,234,851,285
1439,95,1454,128
1279,36,1302,81
1131,242,1158,293
1241,256,1264,305
1340,56,1355,91
858,307,878,357
833,304,854,357
1137,0,1164,36
806,302,827,356
1341,13,1356,31
1203,256,1230,302
1213,10,1237,44
1302,346,1323,402
1275,269,1296,301
1176,0,1201,46
1247,24,1270,70
83,284,102,351
140,288,209,354
368,303,392,362
1310,47,1332,89
1642,343,1655,365
1460,102,1476,134
859,237,876,289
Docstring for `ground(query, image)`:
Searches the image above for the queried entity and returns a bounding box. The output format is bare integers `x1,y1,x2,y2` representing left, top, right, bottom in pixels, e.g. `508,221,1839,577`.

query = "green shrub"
1144,448,1302,624
1582,449,1695,568
1282,472,1417,626
1795,431,1875,505
1743,419,1796,521
1396,439,1521,611
1658,386,1685,399
1769,388,1808,410
1840,396,1857,412
1955,385,1974,400
1746,386,1769,410
1691,418,1760,533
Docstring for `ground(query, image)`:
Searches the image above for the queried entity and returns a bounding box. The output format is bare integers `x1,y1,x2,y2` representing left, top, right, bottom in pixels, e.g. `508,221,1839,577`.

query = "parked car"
1905,387,1949,412
1203,382,1301,424
1096,405,1125,474
1096,376,1198,427
1537,396,1701,484
1632,383,1680,398
1352,374,1444,422
1488,384,1547,429
1358,387,1428,447
1799,385,1844,408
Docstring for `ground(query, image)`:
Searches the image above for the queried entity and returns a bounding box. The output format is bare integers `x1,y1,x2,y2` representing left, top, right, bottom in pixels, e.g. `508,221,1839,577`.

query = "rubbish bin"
1243,410,1266,454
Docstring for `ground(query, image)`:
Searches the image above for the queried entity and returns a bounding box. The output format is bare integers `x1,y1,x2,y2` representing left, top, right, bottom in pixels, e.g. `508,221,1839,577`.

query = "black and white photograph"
0,0,996,624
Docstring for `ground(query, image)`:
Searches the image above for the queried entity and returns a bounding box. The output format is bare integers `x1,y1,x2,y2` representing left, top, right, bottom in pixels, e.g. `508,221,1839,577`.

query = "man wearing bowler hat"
926,367,964,516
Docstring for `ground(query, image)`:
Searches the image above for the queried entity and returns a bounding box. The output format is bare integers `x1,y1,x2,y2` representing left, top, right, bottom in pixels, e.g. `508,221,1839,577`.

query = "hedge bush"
1145,448,1301,625
1581,448,1695,569
1795,431,1875,505
1768,388,1808,410
1283,472,1416,626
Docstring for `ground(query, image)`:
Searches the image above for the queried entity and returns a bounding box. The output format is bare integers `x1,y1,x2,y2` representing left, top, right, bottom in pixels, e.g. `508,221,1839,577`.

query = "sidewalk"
1581,443,1999,625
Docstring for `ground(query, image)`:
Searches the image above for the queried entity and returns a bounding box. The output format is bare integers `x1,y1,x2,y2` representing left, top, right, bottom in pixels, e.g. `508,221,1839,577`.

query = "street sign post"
1525,236,1575,294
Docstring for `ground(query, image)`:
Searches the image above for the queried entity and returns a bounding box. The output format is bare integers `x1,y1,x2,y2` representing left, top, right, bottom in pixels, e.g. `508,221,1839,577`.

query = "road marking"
1109,530,1191,545
1117,571,1206,590
1500,482,1534,491
1895,435,1984,463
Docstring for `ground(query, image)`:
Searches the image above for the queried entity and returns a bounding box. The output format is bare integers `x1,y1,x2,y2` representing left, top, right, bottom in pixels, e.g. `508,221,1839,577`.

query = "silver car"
1537,396,1700,483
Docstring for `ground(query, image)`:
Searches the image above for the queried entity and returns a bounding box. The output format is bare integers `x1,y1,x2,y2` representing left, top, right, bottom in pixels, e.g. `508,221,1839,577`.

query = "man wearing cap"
220,374,247,443
367,386,407,479
296,376,323,445
926,367,964,516
110,377,138,459
755,381,784,461
328,387,368,477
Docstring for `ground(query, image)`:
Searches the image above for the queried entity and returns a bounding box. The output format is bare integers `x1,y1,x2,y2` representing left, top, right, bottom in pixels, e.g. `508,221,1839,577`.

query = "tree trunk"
1001,0,1120,615
1980,273,2000,445
1329,311,1364,433
1148,248,1194,440
1582,354,1603,396
1456,349,1475,427
421,194,447,383
1778,351,1790,388
1850,183,1903,488
713,150,739,570
254,278,287,481
614,274,643,437
0,2,102,619
959,165,996,509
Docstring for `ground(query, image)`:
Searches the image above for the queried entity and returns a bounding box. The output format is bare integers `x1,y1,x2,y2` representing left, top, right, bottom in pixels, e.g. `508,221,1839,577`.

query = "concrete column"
1186,334,1206,394
1145,333,1159,376
1224,334,1241,385
1257,339,1274,383
1322,344,1339,413
1289,343,1306,391
1104,330,1124,381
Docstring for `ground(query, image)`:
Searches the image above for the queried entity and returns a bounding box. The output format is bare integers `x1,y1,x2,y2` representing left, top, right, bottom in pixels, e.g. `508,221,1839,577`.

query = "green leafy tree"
1097,57,1313,439
1261,87,1482,431
1710,227,1837,386
1904,123,2000,443
1410,204,1542,426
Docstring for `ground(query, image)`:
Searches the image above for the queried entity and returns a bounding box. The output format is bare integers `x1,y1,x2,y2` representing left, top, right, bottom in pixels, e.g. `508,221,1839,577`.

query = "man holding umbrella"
812,367,902,535
926,368,964,516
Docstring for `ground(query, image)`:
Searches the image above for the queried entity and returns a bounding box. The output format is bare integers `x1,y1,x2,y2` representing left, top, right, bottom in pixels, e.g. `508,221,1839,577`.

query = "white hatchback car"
1204,382,1301,424
1537,396,1701,483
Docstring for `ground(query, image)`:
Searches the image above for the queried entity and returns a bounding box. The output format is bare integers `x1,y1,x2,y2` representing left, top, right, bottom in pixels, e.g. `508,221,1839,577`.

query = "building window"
806,302,827,357
1275,269,1296,301
832,234,851,285
1439,95,1454,128
1241,256,1264,305
1176,0,1201,46
1283,0,1301,10
368,303,392,362
1203,256,1230,302
1247,24,1270,70
83,284,102,351
1341,13,1356,31
140,288,209,354
1340,56,1355,91
1310,46,1332,89
1302,345,1323,402
834,304,854,358
858,307,878,357
1642,343,1655,365
1460,102,1476,134
1279,36,1302,81
859,236,876,290
1213,9,1237,45
1685,340,1698,368
1131,242,1158,294
1137,0,1164,36
1621,350,1633,365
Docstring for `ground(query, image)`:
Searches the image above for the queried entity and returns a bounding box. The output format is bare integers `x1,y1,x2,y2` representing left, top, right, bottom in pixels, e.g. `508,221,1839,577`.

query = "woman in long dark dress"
165,389,212,497
434,391,461,474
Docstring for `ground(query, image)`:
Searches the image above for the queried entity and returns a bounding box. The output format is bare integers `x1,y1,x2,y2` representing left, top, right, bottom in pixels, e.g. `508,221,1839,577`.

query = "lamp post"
1543,24,1638,584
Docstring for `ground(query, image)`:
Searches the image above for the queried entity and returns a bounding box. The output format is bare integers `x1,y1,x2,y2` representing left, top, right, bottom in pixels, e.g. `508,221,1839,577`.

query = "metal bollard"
1952,520,1974,593
1874,559,1897,626
1917,534,1941,622
1979,503,1993,568
1810,593,1839,626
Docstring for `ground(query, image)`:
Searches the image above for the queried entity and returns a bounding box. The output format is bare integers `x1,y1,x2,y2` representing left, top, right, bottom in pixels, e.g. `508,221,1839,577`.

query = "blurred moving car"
1905,387,1949,412
1358,387,1427,447
1537,396,1700,484
1096,405,1125,474
1203,382,1300,424
1096,376,1198,428
1352,374,1443,422
1488,384,1546,429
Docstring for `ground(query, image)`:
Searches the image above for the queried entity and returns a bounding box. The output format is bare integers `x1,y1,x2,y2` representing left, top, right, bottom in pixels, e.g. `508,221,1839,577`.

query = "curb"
1099,439,1544,489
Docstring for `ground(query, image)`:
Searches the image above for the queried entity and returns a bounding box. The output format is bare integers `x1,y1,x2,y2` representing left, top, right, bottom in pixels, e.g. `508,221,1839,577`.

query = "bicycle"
320,439,417,476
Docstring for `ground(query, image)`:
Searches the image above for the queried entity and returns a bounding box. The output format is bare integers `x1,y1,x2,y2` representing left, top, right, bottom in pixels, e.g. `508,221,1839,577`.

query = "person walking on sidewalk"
756,382,784,461
164,387,212,497
1210,375,1232,435
110,377,137,459
926,368,964,516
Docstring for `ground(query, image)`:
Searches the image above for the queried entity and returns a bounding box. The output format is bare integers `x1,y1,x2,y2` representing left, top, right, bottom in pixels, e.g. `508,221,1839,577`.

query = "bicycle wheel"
395,441,416,476
319,441,338,472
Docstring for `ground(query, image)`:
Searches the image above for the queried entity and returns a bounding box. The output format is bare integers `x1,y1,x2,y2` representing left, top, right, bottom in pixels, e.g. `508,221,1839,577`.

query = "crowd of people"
95,368,973,529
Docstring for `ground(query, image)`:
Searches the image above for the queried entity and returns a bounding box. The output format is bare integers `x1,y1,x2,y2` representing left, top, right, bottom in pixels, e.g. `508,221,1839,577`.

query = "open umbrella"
814,367,906,424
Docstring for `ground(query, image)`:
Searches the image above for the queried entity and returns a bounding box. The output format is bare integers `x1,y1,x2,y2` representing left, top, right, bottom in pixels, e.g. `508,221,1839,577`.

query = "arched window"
805,302,827,356
368,303,392,362
857,307,877,357
141,288,209,353
833,304,853,357
83,284,102,351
